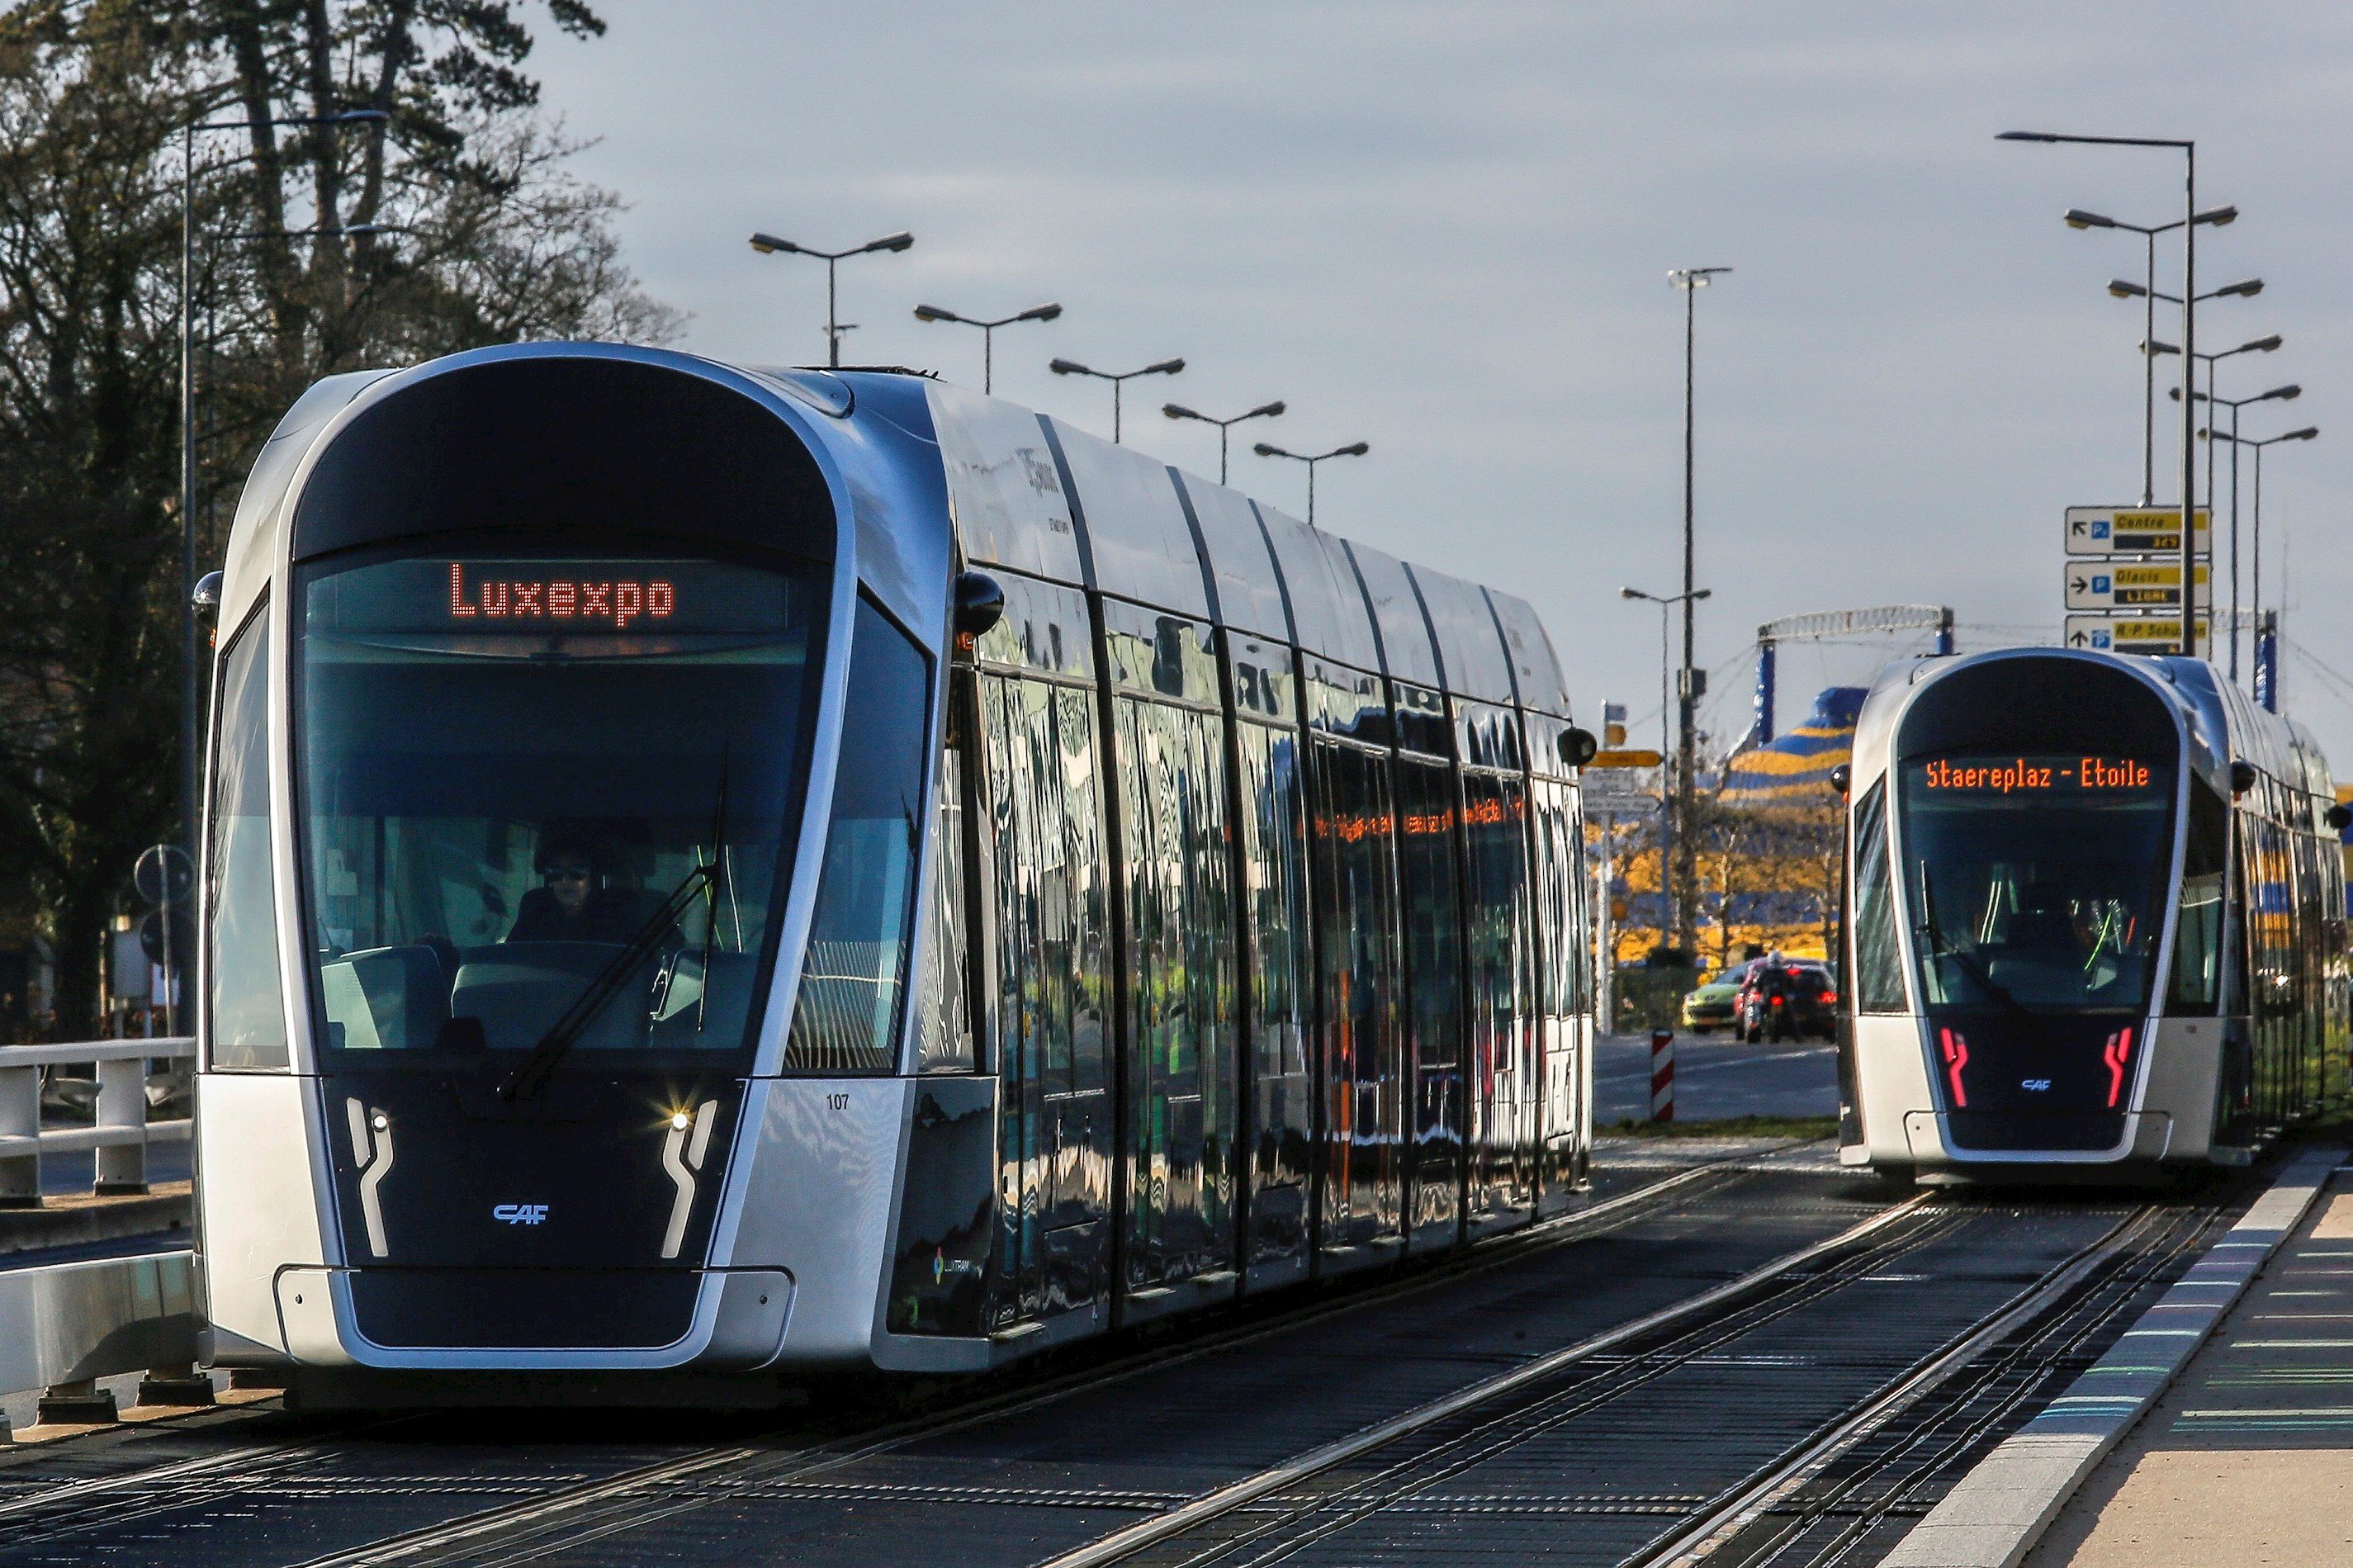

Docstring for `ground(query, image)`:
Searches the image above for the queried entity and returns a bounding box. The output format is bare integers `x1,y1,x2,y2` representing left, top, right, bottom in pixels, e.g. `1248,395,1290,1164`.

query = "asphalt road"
1595,1029,1838,1124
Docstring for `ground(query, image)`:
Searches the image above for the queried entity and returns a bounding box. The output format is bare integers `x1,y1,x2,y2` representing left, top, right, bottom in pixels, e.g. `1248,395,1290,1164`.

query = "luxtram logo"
493,1203,550,1226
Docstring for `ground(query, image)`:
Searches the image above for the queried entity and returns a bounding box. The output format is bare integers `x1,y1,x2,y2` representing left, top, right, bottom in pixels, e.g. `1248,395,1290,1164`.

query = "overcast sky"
531,2,2353,761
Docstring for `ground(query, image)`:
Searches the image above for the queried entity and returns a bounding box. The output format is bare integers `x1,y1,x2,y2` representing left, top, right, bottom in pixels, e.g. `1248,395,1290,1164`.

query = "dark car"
1735,959,1836,1043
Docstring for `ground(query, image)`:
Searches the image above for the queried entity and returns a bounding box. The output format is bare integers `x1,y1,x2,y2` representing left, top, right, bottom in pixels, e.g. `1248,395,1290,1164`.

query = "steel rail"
1631,1200,2191,1568
1029,1192,1941,1568
242,1148,1807,1568
1674,1198,2227,1568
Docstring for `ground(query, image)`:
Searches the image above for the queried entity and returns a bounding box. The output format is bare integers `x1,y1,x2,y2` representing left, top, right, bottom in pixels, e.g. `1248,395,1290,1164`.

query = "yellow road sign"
1589,749,1664,769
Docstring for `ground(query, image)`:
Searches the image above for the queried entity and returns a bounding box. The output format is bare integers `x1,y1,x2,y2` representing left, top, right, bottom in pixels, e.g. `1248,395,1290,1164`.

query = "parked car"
1680,958,1763,1034
1735,959,1836,1043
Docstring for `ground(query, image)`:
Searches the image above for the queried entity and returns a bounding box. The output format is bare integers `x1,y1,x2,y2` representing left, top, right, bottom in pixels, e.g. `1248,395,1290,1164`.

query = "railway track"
0,1143,1804,1563
0,1150,2245,1568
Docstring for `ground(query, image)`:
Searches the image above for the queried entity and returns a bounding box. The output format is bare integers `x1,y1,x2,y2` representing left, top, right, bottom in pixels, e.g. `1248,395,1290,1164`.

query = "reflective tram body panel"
1838,647,2348,1177
193,345,1593,1396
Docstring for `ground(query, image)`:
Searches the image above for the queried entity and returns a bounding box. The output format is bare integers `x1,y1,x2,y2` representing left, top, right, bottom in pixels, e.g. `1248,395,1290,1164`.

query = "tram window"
296,551,822,1064
208,606,290,1071
787,599,933,1074
1896,751,2176,1013
2168,775,2228,1014
1850,780,1905,1013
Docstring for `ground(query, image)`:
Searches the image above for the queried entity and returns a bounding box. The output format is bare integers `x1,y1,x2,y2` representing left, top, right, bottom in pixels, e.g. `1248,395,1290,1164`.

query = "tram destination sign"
2064,561,2209,611
2064,506,2209,557
2063,613,2211,657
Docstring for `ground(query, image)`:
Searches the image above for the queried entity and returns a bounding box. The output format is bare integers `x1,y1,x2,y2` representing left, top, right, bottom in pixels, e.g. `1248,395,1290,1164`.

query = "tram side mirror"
1829,763,1851,798
953,571,1005,639
1559,727,1598,768
2231,760,2257,798
2328,803,2352,833
192,571,222,610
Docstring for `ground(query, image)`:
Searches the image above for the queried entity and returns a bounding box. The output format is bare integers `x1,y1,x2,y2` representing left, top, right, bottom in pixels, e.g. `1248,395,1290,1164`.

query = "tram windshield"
296,550,824,1065
1896,752,2177,1014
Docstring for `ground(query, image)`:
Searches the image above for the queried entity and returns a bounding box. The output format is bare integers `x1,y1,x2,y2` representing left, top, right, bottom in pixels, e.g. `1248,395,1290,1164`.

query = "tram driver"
505,827,669,948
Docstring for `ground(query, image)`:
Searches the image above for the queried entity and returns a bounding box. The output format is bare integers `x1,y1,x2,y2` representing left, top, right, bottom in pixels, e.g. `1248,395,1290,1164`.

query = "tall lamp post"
2064,203,2237,504
2001,131,2201,656
1164,399,1285,484
179,105,387,866
2205,423,2317,695
747,230,914,368
1622,586,1710,959
1666,266,1730,955
1048,356,1184,443
1252,440,1369,527
2170,372,2296,678
911,301,1060,394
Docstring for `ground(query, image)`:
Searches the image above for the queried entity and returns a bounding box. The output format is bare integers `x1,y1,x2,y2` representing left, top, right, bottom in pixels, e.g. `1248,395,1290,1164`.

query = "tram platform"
0,1182,191,1263
2021,1151,2353,1566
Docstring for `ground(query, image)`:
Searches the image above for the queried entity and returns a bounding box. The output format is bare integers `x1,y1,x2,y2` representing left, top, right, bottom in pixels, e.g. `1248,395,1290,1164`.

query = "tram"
192,343,1598,1404
1837,647,2351,1180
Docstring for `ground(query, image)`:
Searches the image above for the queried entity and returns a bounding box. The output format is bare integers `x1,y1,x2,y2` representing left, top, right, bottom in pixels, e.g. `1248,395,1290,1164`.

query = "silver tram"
1837,647,2351,1180
193,343,1598,1404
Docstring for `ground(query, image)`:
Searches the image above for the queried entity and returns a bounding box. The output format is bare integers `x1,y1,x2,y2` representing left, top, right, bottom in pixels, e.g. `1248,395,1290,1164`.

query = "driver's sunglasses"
543,865,593,883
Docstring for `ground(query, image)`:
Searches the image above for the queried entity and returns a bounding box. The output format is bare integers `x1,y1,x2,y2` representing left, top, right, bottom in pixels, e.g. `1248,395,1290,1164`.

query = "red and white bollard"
1650,1028,1675,1123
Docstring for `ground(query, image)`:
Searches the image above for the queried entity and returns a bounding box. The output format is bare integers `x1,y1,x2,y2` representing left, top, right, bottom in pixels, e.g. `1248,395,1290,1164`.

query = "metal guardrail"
0,1038,194,1204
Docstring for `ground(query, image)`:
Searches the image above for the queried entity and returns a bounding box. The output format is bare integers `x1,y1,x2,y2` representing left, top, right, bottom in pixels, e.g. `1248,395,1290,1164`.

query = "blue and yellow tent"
1717,687,1865,811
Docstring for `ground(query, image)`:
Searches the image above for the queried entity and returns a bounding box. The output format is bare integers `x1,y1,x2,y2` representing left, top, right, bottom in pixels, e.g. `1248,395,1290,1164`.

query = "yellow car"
1679,959,1761,1034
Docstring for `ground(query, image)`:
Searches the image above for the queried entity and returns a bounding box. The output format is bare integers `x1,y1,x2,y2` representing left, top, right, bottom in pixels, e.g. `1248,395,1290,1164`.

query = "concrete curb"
0,1186,192,1259
1879,1144,2343,1568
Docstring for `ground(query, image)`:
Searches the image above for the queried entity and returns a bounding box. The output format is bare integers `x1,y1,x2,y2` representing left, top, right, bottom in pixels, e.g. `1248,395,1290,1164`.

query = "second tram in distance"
1838,647,2351,1179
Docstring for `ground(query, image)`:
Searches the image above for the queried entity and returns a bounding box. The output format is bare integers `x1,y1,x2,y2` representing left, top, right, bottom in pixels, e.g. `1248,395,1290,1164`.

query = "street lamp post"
1048,356,1184,443
1666,267,1729,955
2171,372,2295,678
1622,586,1710,960
2066,203,2237,503
911,301,1061,394
2001,131,2200,655
179,106,387,868
2205,423,2318,691
748,230,915,368
1252,440,1369,527
1164,400,1285,484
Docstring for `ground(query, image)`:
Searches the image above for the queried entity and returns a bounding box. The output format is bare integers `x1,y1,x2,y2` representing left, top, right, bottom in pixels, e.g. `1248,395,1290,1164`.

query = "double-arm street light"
2065,203,2237,503
2002,130,2203,655
1164,399,1285,484
1252,440,1368,527
2204,423,2318,671
748,230,915,368
1622,586,1711,958
2171,374,2297,678
911,301,1060,394
179,105,388,864
1049,356,1183,443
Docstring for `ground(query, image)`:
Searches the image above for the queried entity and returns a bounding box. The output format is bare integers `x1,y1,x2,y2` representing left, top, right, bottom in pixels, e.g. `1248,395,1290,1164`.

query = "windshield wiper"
498,860,717,1101
1915,866,2031,1019
500,757,733,1101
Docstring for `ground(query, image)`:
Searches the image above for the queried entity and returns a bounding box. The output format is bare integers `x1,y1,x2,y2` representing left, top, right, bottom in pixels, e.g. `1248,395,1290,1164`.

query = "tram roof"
212,345,1573,722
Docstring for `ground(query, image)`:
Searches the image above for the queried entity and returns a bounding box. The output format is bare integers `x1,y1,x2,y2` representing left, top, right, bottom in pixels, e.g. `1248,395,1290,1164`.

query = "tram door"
1529,775,1585,1213
1395,747,1465,1253
1231,642,1314,1290
1106,609,1238,1301
978,670,1114,1324
1463,760,1536,1236
1309,729,1406,1269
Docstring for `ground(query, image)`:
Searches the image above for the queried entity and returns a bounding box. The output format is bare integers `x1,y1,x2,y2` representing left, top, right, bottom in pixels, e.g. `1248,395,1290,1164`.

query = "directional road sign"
1588,749,1664,770
2064,561,2209,611
2064,613,2211,656
1582,787,1661,816
2064,506,2209,557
